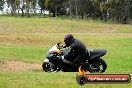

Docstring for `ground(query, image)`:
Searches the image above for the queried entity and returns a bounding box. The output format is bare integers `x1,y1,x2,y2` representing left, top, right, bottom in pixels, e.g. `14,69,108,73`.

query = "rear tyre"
88,58,107,73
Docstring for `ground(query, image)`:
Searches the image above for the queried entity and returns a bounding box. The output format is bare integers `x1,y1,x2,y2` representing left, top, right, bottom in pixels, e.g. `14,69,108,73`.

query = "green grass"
0,16,132,33
0,45,47,62
0,16,132,88
0,72,131,88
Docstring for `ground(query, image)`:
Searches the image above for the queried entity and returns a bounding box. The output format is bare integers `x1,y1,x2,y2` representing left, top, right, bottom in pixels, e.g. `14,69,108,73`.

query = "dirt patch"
0,60,42,72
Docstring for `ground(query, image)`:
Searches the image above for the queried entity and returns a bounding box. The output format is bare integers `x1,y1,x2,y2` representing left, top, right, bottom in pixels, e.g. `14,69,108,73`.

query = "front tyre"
42,62,51,72
42,62,61,72
88,58,107,73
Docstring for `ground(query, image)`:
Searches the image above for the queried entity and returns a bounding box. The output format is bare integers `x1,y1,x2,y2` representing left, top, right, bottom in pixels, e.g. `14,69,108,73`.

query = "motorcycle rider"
63,34,88,66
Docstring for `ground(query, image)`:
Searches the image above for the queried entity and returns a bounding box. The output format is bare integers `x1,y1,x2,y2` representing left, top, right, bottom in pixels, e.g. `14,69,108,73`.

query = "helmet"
64,34,74,45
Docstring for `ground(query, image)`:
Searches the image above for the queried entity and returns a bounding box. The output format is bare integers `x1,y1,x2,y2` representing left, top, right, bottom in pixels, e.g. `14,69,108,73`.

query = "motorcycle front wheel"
42,62,51,72
42,62,61,72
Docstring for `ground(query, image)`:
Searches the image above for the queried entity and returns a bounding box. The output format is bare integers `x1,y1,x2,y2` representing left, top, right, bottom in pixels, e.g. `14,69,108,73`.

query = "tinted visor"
64,39,71,45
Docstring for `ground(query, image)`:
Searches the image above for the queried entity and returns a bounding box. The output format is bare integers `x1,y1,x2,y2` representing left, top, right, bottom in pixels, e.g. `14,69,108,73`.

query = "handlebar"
57,42,63,49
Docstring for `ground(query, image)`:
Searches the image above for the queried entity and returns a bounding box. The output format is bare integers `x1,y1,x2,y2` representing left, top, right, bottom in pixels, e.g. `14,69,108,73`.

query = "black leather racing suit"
64,39,87,65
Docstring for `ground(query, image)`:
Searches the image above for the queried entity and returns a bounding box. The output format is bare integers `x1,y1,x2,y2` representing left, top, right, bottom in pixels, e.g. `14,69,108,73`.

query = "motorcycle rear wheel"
88,58,107,73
